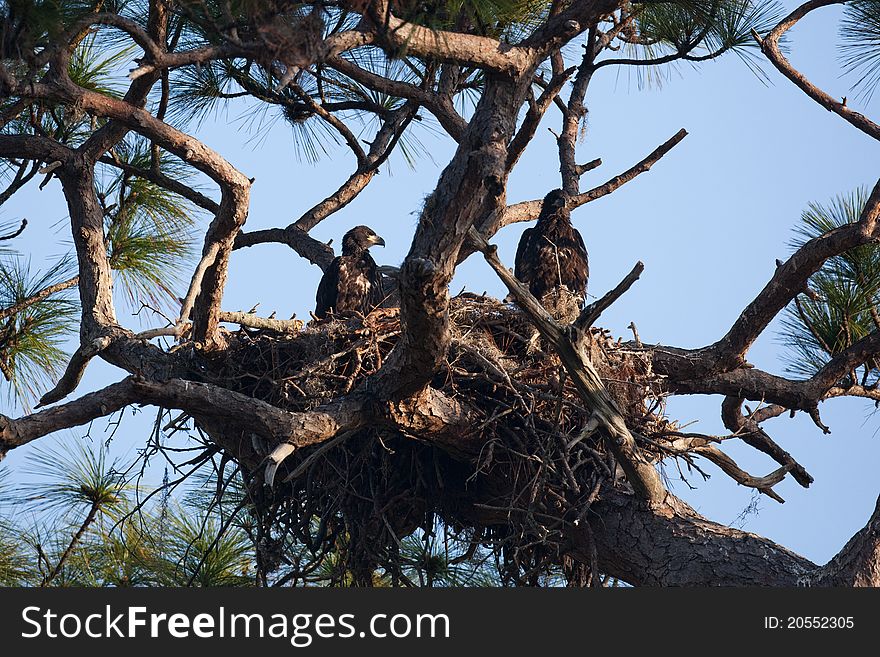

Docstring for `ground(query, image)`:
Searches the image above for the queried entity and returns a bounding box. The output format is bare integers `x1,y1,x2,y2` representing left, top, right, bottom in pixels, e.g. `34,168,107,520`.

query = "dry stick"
693,446,789,503
661,432,791,503
468,227,666,503
0,161,40,206
754,0,880,144
573,261,644,331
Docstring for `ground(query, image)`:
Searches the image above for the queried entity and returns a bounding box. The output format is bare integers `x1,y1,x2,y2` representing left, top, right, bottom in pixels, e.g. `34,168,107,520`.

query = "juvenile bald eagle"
514,188,589,305
314,225,386,319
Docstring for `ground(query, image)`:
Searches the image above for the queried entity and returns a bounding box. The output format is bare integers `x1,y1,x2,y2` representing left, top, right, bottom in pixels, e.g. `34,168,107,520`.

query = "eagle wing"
514,226,536,285
366,255,386,311
314,257,341,318
567,225,589,296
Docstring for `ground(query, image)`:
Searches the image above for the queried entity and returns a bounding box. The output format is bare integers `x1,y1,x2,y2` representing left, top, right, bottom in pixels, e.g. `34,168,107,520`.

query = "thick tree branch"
233,225,335,271
4,377,367,461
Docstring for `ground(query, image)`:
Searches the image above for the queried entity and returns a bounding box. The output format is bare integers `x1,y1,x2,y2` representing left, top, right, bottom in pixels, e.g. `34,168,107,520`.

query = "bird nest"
191,293,674,585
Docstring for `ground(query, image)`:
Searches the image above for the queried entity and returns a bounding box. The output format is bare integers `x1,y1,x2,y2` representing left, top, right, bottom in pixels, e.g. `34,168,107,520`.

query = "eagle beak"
371,235,386,247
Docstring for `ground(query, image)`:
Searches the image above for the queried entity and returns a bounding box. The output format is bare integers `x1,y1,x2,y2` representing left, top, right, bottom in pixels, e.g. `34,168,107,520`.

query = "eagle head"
542,188,569,211
342,225,386,255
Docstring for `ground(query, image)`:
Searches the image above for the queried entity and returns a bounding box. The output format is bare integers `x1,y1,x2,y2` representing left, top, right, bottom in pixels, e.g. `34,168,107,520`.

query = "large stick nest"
191,294,675,585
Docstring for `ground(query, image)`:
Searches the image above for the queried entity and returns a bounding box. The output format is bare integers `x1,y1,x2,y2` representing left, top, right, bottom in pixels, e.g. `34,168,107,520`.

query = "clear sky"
2,3,880,567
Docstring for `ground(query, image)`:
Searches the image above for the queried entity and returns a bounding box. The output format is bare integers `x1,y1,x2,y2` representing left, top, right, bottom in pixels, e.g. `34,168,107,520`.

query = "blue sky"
2,3,880,566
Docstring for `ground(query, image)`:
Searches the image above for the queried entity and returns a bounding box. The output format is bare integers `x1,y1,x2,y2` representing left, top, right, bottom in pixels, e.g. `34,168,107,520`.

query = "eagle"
514,188,589,305
314,225,386,319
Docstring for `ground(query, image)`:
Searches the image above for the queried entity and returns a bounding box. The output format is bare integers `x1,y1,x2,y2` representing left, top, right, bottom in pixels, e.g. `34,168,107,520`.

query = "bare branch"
698,446,790,502
178,242,221,329
6,377,369,462
710,178,880,369
721,396,814,488
573,261,644,331
37,336,114,408
219,311,303,333
98,155,220,214
0,161,40,206
507,68,576,172
234,225,335,270
498,129,688,230
755,0,880,143
327,56,466,142
0,217,28,240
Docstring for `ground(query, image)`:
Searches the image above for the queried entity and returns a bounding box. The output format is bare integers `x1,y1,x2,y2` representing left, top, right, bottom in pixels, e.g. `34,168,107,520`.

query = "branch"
5,377,368,463
755,0,880,143
721,396,814,488
327,56,466,142
289,83,367,165
178,242,221,329
710,178,880,369
36,336,114,408
15,77,252,350
235,102,417,269
0,275,78,323
366,75,532,401
573,261,644,331
367,16,533,75
294,102,419,232
506,68,576,172
0,160,40,206
691,445,790,503
0,217,28,240
98,155,220,214
219,311,303,333
40,500,101,586
469,227,666,503
233,225,335,270
498,129,688,230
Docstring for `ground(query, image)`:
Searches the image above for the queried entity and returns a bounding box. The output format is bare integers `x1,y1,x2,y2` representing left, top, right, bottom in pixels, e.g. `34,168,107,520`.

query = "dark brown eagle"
514,188,589,305
314,225,386,318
